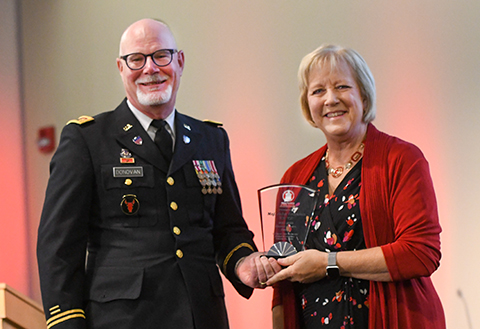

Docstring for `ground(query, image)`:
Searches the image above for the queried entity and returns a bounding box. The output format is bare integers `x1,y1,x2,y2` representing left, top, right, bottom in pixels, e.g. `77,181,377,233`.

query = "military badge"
132,136,143,145
121,194,140,215
203,119,223,127
192,160,222,194
120,148,135,163
66,115,94,125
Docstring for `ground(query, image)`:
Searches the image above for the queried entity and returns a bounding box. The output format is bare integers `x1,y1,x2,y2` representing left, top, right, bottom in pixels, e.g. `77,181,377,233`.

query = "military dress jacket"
37,99,256,329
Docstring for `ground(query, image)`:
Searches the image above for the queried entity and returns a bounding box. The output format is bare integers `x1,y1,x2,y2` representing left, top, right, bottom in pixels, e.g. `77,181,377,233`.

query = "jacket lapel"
169,113,203,174
114,100,170,174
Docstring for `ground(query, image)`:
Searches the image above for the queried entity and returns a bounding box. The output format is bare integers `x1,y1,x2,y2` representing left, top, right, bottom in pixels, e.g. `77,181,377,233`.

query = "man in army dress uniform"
37,18,279,329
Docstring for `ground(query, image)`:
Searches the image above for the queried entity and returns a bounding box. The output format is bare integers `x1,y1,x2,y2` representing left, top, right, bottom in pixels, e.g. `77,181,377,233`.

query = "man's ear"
176,50,185,76
117,58,124,73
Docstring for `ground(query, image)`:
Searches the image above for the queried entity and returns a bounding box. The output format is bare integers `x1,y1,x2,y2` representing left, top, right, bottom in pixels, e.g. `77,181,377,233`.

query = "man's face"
117,21,184,118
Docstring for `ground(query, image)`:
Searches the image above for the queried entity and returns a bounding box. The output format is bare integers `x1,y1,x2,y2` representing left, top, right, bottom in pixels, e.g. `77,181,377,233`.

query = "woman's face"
307,60,367,143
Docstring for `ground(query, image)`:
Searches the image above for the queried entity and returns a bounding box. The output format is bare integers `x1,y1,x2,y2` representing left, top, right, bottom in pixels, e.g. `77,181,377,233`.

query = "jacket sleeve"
37,124,93,329
380,142,442,281
212,127,257,298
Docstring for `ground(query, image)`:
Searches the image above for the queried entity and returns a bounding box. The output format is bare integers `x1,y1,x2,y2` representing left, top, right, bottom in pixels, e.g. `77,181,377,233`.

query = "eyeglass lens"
126,50,174,70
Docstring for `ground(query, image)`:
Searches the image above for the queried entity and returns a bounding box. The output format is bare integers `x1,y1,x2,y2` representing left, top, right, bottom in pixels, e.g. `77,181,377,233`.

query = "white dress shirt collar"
126,100,176,142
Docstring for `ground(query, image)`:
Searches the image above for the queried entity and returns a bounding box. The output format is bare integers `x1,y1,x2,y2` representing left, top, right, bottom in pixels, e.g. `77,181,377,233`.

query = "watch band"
328,252,337,266
326,252,340,278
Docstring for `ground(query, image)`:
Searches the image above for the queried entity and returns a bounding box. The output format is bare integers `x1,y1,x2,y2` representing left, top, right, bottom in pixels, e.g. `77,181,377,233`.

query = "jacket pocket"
86,266,143,302
99,164,157,227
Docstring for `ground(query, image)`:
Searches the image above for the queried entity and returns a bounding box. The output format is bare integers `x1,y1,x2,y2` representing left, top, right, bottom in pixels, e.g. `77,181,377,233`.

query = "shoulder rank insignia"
66,115,94,125
203,119,223,127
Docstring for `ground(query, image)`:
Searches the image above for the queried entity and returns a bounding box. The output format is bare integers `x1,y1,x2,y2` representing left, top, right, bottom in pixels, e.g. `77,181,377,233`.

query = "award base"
266,241,298,258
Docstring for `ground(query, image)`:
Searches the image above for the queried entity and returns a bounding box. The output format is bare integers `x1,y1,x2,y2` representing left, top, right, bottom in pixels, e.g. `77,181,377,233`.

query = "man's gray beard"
136,84,173,106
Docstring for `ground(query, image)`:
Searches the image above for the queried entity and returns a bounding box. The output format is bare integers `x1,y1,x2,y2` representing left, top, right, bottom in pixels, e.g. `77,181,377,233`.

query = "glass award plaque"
258,184,319,258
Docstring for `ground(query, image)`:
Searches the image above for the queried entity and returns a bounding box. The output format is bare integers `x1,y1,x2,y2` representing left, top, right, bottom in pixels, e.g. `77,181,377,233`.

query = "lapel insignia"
192,160,222,194
183,135,191,144
132,136,143,145
183,123,191,131
120,148,135,163
123,123,133,131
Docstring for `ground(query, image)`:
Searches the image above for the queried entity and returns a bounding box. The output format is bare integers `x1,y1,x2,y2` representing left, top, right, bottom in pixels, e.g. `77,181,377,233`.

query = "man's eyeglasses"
120,49,178,71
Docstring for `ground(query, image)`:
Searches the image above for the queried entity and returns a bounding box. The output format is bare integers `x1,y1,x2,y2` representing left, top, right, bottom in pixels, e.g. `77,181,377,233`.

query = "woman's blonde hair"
298,44,376,126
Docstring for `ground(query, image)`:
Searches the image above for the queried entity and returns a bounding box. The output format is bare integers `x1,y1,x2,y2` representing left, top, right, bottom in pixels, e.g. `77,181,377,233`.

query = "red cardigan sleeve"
380,142,441,280
361,125,441,281
362,124,445,329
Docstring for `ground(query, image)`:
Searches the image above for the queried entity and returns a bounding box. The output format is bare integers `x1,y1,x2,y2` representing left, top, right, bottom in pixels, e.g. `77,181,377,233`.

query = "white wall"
19,1,480,328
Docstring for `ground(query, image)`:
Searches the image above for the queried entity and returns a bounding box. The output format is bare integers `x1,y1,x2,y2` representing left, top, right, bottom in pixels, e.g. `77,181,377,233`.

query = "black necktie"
151,119,173,163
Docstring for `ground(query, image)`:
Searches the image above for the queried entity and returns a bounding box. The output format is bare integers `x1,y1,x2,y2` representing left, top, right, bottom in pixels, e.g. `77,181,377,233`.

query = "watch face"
326,266,340,278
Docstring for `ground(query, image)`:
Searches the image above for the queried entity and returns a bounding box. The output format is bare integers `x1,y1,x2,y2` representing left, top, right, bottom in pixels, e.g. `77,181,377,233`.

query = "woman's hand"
267,249,328,285
267,247,392,285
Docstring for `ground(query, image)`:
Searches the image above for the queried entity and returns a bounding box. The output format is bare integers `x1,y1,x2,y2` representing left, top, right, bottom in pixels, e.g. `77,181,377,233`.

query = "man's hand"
235,252,282,288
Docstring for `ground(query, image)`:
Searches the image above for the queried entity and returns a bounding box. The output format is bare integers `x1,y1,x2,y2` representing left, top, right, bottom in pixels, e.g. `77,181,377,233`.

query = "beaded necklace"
325,143,365,178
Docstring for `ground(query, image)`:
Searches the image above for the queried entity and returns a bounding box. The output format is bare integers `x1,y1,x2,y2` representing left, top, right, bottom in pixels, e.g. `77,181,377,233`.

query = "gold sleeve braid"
222,243,255,274
46,309,86,329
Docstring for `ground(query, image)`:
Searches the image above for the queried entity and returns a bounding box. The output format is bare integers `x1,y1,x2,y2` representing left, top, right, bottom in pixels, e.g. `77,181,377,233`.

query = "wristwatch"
326,252,340,278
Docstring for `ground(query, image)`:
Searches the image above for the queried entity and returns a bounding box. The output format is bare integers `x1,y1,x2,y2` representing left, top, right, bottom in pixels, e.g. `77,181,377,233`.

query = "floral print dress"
294,157,369,329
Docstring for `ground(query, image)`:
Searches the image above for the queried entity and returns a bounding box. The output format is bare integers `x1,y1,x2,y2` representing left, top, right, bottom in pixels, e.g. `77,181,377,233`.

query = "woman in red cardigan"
266,44,445,329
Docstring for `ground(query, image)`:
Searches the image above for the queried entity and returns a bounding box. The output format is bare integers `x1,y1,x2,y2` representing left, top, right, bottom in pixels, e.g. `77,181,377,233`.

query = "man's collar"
126,99,176,134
